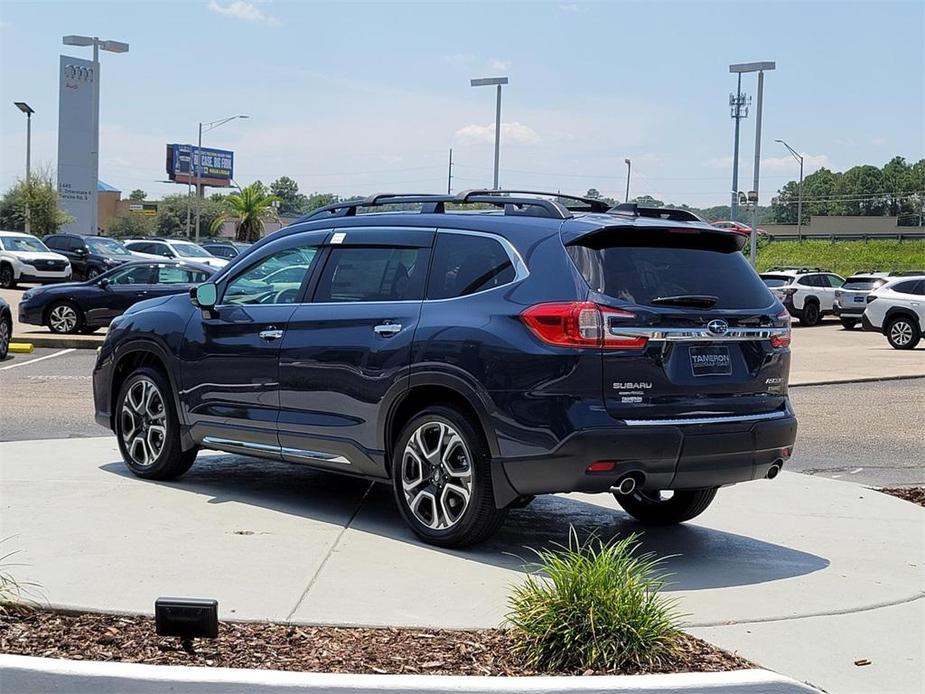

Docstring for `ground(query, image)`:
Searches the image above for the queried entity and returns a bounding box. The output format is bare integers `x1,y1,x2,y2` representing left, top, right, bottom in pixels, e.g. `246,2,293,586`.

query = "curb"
0,655,817,693
10,333,104,350
790,373,925,388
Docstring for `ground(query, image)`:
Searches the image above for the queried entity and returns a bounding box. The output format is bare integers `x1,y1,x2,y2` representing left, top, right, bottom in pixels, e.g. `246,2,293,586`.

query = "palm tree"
210,183,279,242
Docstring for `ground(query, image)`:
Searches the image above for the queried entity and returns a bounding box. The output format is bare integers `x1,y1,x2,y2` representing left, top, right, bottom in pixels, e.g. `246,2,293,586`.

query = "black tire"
115,366,197,480
0,315,11,360
86,266,101,280
391,405,507,547
840,318,858,330
0,264,15,289
615,488,718,525
79,326,100,334
885,316,921,350
46,300,83,334
799,301,820,326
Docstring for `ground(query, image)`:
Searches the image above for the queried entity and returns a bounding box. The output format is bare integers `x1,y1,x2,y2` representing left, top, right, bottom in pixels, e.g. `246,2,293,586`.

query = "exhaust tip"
611,476,637,495
766,461,783,480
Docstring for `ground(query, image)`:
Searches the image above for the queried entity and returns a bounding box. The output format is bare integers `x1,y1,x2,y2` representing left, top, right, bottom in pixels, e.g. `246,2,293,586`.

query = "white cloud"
208,1,278,25
455,121,541,146
489,58,511,72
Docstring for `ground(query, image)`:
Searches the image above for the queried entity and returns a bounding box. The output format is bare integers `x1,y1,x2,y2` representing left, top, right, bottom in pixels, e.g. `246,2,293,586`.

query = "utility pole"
447,147,453,195
729,74,750,222
470,77,508,189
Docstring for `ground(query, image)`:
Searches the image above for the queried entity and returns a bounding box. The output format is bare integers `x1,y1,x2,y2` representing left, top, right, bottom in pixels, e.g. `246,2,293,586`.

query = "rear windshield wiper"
650,294,719,308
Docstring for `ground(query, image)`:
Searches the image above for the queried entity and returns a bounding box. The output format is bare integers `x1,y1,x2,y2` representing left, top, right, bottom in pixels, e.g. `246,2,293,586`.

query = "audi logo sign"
63,64,94,83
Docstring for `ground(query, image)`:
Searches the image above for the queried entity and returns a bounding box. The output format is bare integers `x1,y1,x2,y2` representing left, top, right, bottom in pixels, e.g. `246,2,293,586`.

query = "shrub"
0,539,40,614
506,530,680,672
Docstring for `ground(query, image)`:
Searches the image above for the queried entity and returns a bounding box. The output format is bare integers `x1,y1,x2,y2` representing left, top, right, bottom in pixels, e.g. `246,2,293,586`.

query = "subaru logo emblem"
707,319,729,335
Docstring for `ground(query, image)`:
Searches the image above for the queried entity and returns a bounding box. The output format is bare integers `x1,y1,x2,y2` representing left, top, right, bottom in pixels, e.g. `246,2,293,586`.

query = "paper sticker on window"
331,232,346,244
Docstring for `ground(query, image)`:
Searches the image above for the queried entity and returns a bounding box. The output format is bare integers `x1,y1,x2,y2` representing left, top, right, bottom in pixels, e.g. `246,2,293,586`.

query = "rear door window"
567,235,774,309
427,233,516,300
315,247,427,302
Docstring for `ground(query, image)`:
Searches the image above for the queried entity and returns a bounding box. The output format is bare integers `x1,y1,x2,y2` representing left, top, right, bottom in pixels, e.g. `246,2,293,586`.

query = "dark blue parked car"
93,191,797,547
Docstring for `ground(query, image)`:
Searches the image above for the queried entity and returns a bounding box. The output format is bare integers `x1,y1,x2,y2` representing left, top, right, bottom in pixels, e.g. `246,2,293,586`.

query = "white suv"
0,230,72,288
759,267,845,326
862,275,925,349
833,272,891,329
123,238,228,270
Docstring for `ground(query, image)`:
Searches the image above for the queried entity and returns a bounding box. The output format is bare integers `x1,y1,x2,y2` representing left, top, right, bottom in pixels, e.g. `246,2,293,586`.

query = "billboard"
166,144,234,187
57,55,99,234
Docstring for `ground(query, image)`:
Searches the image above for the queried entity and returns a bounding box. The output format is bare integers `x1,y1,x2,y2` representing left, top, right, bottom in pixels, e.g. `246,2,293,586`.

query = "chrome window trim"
202,436,351,465
623,411,789,427
609,326,788,342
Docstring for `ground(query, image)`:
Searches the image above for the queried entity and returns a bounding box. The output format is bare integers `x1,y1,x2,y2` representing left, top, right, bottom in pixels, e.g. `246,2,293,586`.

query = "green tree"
128,189,147,201
270,176,308,216
210,183,280,242
154,194,229,238
0,168,72,235
108,211,155,237
305,192,338,212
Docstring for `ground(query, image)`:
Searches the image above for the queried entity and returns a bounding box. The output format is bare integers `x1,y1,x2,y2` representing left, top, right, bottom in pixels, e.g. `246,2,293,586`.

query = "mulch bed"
0,608,751,676
880,486,925,507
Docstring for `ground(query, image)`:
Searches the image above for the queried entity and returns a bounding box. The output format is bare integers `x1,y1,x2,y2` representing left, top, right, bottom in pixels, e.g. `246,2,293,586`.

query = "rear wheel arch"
884,306,921,329
385,383,496,474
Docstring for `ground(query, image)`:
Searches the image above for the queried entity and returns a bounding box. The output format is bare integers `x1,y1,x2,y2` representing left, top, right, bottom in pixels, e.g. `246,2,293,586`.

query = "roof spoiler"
608,203,705,223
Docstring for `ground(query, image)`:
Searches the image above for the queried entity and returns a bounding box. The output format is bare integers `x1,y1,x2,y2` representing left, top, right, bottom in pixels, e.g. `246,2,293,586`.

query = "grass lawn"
756,239,925,276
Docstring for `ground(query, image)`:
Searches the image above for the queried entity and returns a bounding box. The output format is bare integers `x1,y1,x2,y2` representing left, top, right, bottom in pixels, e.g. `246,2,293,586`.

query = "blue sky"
1,0,922,207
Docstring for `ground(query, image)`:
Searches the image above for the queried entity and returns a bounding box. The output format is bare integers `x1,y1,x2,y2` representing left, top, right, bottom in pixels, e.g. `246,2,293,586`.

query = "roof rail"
608,202,704,223
767,266,832,273
298,190,605,222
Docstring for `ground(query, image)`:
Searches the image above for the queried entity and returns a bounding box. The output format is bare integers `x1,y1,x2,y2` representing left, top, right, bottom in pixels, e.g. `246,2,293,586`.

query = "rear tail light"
520,302,647,350
770,308,791,349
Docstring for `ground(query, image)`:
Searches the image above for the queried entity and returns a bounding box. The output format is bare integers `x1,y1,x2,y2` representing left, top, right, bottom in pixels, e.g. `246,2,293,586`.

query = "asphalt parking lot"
1,343,922,487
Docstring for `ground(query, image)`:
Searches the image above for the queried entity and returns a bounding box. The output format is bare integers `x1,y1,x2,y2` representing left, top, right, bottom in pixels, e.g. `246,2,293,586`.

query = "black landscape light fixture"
155,597,219,653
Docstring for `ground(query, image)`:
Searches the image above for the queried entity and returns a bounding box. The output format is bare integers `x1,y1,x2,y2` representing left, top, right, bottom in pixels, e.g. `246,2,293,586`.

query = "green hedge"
756,240,925,276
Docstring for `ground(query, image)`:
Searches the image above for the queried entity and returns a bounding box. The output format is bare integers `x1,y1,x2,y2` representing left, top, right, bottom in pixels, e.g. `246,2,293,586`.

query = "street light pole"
194,115,248,241
14,102,34,234
470,77,509,189
775,139,804,240
624,159,631,202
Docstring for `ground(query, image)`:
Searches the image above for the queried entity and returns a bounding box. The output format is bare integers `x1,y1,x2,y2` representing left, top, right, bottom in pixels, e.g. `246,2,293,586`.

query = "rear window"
760,275,792,288
568,236,775,309
843,277,886,291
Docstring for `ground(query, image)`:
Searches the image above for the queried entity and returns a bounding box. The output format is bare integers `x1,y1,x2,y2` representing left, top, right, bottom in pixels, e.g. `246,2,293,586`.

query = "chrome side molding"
202,436,351,465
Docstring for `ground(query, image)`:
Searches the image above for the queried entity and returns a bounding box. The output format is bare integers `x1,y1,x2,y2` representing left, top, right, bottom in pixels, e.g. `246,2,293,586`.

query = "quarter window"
426,233,516,300
224,246,317,305
891,280,918,295
315,247,427,302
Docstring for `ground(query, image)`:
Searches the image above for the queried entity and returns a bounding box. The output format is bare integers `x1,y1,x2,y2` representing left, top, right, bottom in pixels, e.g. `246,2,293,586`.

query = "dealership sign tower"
56,35,128,235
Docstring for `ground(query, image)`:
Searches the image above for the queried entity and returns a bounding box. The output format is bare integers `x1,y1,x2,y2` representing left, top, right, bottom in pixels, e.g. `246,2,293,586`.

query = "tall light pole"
775,139,804,240
730,61,775,265
470,77,508,189
624,158,632,202
62,35,129,235
728,75,750,222
194,115,248,240
14,102,34,234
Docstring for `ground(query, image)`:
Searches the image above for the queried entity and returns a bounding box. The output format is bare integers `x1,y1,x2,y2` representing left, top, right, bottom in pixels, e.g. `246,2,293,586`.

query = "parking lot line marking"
0,348,76,371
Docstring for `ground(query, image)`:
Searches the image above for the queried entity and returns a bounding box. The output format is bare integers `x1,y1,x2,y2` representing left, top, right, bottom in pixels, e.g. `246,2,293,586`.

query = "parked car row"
759,266,925,349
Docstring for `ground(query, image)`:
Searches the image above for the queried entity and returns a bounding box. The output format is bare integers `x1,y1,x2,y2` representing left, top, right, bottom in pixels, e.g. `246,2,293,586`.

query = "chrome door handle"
259,329,284,341
374,323,402,336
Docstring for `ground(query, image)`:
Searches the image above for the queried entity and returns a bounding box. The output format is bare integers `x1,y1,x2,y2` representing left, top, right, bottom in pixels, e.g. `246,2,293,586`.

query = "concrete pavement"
1,436,922,693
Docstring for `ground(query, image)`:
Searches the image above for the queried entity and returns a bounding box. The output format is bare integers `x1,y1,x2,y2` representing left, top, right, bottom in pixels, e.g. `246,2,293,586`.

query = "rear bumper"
833,304,865,318
861,314,880,332
497,409,797,499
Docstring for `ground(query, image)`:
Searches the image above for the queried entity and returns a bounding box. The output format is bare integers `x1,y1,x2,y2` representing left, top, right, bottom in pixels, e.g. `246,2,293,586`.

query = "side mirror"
75,247,88,256
191,283,217,309
98,277,110,288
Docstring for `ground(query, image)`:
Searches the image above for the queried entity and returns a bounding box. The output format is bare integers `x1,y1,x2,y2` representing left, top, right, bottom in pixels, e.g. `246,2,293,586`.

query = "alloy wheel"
890,320,913,347
87,268,100,280
120,378,167,467
0,266,12,288
400,421,473,530
49,304,78,333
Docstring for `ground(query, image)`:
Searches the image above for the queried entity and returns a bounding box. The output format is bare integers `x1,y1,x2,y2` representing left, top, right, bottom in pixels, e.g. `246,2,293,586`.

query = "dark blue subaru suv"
93,191,797,547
